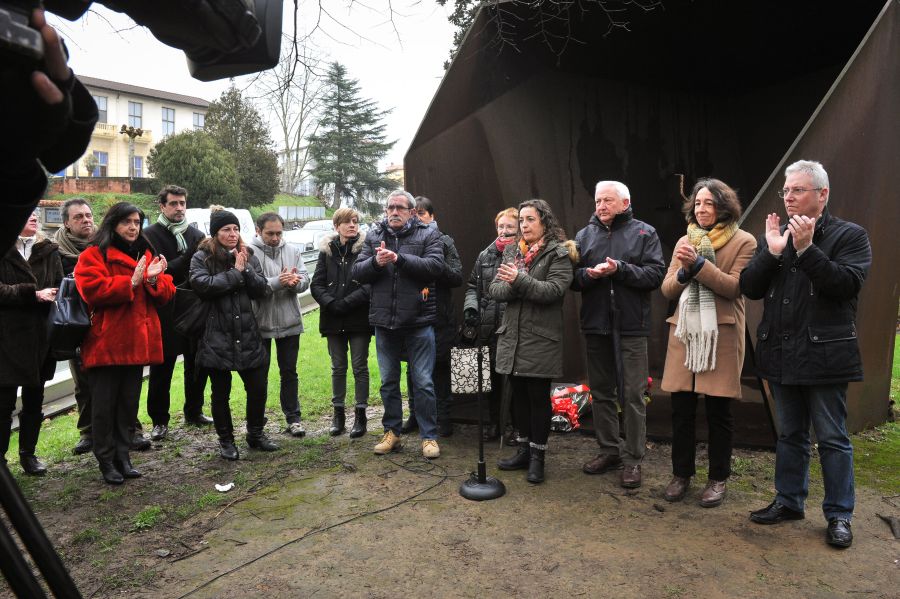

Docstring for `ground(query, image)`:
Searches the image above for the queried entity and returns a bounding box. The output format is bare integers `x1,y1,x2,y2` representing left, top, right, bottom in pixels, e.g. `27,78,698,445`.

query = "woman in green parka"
490,199,577,484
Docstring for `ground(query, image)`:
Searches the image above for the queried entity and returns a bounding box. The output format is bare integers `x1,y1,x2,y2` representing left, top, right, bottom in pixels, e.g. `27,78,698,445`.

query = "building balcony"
91,123,153,144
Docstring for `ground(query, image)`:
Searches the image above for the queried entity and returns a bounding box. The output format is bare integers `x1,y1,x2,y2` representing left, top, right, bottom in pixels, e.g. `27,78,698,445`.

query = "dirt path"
46,421,891,599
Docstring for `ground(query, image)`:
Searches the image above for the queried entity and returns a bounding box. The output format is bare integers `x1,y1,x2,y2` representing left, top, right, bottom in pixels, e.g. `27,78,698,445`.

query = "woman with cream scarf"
660,178,756,508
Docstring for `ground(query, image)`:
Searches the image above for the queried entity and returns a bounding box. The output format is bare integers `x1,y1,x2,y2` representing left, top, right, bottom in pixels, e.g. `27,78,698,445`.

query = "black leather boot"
526,447,545,484
349,407,367,439
330,407,346,436
98,461,124,485
215,421,239,460
18,412,47,476
114,457,142,479
497,442,530,471
246,427,279,451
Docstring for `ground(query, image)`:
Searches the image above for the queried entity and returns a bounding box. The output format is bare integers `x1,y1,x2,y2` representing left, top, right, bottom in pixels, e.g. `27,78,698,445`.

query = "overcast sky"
49,1,456,167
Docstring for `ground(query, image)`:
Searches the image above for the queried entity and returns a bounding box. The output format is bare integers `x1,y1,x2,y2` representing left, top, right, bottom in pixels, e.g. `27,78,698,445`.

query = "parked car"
283,229,330,253
302,219,334,231
184,208,255,244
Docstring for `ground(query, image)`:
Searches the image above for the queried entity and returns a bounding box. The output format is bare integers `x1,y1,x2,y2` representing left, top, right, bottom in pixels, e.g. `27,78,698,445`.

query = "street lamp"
120,125,144,178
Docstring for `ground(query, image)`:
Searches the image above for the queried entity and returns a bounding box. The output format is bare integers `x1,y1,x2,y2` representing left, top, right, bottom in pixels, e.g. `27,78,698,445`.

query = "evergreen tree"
205,86,280,208
148,130,241,207
307,62,396,211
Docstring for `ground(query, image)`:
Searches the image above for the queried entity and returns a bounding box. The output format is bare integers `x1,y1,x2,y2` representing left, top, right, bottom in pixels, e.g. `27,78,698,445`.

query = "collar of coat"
319,230,366,255
96,244,148,268
589,207,634,231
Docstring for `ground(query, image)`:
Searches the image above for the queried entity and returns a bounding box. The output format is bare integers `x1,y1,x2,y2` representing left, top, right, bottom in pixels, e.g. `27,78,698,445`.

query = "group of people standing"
0,158,870,549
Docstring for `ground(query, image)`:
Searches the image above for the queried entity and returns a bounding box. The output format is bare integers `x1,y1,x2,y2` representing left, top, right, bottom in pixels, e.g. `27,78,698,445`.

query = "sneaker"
422,439,440,459
374,431,402,455
288,422,306,438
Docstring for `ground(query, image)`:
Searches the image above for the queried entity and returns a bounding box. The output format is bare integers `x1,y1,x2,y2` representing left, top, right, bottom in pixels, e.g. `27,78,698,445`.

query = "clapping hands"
375,241,397,266
279,267,301,288
586,257,618,279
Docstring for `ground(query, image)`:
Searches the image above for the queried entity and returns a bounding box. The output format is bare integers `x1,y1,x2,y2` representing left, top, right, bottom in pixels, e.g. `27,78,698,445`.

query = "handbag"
450,345,492,394
173,287,210,336
47,274,91,359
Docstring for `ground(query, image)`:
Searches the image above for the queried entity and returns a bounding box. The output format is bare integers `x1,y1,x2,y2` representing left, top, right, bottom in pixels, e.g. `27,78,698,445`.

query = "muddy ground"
11,409,900,598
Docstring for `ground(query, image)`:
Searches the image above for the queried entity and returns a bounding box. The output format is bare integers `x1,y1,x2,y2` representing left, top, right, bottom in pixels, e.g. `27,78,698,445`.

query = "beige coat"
660,229,756,398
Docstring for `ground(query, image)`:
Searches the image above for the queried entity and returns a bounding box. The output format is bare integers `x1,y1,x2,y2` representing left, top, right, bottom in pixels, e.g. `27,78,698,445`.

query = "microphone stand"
459,260,505,501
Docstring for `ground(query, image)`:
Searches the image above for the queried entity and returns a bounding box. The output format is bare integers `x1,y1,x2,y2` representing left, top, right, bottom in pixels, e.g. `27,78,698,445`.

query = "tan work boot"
374,430,402,455
422,439,440,459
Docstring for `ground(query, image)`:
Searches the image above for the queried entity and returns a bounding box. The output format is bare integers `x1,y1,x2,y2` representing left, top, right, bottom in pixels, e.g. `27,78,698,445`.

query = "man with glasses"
353,190,445,458
740,160,872,548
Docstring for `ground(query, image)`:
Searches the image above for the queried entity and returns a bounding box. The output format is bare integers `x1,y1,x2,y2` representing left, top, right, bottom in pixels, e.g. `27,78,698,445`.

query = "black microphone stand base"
459,461,506,501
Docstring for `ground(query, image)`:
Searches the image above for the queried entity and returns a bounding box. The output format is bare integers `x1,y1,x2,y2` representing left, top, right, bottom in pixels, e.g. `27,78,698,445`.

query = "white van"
184,208,256,244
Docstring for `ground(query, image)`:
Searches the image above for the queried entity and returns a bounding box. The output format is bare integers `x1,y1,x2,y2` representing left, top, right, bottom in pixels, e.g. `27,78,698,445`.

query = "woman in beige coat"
660,178,756,507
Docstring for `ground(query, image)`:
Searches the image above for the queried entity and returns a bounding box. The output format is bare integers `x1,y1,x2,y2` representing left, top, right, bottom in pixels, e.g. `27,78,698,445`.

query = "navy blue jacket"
352,219,444,330
739,209,871,385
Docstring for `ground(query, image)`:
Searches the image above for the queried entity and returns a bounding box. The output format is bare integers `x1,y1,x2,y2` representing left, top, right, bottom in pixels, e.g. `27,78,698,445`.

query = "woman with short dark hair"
75,202,175,484
660,178,757,507
491,199,577,484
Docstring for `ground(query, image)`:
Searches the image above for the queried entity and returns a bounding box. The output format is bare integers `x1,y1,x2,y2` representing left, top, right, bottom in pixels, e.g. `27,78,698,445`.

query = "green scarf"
157,213,190,253
53,226,90,259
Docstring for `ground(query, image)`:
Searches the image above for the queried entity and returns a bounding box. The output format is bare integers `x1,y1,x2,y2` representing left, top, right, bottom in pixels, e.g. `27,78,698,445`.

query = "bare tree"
251,34,326,196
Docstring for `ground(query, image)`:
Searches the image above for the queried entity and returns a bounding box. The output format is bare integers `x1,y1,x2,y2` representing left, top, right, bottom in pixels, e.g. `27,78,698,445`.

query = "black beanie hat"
210,208,240,237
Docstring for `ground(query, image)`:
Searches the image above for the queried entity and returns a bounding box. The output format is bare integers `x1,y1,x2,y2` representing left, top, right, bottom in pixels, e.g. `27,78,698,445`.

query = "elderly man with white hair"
574,180,665,489
740,160,871,548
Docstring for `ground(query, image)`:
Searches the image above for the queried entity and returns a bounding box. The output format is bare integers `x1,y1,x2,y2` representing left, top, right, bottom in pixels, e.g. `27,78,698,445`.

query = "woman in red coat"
75,203,175,484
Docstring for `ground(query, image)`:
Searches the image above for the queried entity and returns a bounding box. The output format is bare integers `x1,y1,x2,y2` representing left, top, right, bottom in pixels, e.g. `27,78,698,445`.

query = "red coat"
74,246,175,369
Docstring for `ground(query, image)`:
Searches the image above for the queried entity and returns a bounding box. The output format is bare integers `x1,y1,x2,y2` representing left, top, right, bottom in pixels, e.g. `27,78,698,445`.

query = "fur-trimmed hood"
561,239,579,264
318,230,366,256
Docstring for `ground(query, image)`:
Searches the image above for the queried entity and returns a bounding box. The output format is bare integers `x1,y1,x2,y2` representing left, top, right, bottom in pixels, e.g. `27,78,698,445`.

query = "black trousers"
263,336,301,424
670,391,734,480
147,339,207,426
89,365,142,465
0,385,44,457
207,364,268,441
509,376,552,447
68,356,92,435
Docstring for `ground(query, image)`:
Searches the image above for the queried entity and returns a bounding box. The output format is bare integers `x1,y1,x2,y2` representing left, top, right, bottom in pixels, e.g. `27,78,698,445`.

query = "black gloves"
464,308,479,327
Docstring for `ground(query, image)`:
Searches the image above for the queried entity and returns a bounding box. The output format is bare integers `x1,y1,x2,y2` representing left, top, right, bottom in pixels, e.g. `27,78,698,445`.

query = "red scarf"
515,238,544,273
495,235,515,253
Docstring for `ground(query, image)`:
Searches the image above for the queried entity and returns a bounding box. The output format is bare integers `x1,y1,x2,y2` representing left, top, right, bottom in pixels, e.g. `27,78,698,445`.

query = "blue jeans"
771,382,854,521
375,326,436,439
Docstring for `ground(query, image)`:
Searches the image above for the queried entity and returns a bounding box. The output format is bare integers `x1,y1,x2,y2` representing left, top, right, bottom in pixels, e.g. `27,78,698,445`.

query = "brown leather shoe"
664,476,691,502
699,479,727,508
582,453,622,474
621,464,642,488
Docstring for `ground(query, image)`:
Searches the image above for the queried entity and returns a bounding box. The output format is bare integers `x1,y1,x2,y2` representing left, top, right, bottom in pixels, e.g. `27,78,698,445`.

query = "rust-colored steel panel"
406,0,898,445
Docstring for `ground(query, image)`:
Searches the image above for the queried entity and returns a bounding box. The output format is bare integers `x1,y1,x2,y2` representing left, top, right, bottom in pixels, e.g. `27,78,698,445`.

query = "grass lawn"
7,309,408,469
249,194,326,220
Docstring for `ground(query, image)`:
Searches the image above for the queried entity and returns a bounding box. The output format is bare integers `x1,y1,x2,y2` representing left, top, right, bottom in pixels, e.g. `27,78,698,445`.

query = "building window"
93,151,108,177
161,107,175,137
128,101,142,128
193,112,205,129
133,156,143,178
92,95,107,124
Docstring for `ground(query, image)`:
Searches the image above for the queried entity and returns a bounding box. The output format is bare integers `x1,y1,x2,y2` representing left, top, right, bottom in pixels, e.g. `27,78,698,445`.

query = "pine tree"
205,86,280,208
307,62,396,211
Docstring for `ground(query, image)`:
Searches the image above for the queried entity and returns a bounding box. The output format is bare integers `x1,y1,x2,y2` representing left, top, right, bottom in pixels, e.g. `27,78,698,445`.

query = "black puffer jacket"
463,241,507,345
189,241,271,371
572,209,665,336
310,231,372,336
0,240,64,386
739,209,871,385
352,219,444,330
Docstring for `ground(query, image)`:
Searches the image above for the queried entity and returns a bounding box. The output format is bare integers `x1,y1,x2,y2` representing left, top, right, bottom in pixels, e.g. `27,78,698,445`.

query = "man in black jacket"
574,181,665,489
143,185,210,441
353,191,445,458
740,160,871,548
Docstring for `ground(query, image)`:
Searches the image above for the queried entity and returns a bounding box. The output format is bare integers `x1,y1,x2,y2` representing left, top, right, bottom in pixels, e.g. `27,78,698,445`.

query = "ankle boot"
497,442,530,470
218,439,239,461
246,427,279,451
330,407,346,436
114,457,142,479
98,461,124,485
18,412,47,476
349,407,367,439
526,447,545,484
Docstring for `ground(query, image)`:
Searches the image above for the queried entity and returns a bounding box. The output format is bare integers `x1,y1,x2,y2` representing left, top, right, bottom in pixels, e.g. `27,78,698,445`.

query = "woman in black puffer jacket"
311,208,372,438
189,208,275,460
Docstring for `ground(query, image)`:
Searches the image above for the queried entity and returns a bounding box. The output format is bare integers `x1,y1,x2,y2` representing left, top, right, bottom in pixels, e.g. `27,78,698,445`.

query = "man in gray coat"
251,213,310,436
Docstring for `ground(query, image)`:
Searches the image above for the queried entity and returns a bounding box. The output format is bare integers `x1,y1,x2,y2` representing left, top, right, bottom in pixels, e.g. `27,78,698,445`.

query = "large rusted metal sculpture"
405,0,899,445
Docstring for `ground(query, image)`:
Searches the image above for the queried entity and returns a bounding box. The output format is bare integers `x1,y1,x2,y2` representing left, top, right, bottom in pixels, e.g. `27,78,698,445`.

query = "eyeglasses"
386,205,410,213
777,187,822,198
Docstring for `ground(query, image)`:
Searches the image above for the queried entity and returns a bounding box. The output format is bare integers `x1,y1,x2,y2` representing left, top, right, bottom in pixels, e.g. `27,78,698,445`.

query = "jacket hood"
319,230,366,256
251,235,284,256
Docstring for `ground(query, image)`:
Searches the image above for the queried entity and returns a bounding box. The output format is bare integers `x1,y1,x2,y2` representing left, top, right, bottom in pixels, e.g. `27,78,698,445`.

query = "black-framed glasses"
777,187,822,198
385,205,410,213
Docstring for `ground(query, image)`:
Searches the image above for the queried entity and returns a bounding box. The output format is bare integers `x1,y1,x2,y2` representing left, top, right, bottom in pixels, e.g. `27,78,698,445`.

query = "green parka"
490,237,577,379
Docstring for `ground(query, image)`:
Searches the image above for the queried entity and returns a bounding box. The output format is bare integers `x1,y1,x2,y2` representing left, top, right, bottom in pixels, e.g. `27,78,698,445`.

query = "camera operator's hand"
30,9,71,105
